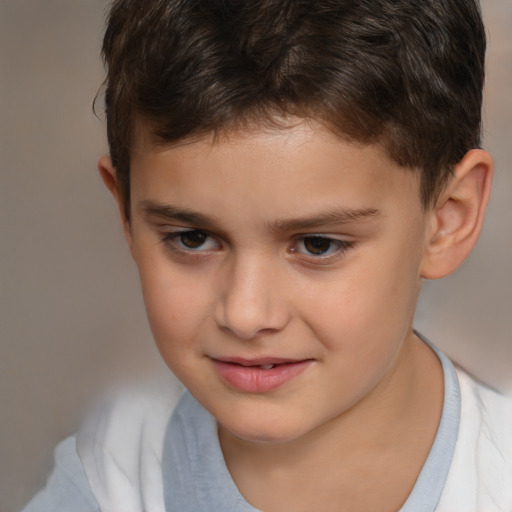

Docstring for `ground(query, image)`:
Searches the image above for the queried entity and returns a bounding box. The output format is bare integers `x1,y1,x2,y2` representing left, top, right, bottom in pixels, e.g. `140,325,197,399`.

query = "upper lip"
211,356,311,366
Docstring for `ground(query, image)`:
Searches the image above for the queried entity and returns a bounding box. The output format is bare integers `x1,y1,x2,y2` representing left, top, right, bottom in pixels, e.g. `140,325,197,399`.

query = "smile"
211,357,313,393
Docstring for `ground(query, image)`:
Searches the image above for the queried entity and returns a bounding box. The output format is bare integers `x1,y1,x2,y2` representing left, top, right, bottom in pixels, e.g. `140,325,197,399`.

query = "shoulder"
21,436,99,512
76,371,184,512
456,366,512,466
457,366,512,432
24,372,184,512
437,367,512,511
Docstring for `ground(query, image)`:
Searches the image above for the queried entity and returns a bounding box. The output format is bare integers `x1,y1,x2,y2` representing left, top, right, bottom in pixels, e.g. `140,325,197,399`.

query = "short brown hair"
101,0,486,217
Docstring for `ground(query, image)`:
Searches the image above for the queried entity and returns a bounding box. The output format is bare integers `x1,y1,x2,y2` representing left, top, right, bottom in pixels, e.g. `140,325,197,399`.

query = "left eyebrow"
267,207,381,233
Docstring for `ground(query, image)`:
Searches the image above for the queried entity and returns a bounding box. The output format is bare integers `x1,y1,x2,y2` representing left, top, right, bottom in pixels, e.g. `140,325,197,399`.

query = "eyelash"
160,229,354,264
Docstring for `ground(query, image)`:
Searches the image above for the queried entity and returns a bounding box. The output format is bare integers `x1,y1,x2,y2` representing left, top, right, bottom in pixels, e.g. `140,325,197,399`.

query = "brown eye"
162,229,221,254
291,236,353,264
179,230,208,249
303,236,333,255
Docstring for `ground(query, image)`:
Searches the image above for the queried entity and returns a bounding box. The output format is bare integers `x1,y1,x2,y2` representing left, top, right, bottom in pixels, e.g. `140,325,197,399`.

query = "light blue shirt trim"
400,335,461,511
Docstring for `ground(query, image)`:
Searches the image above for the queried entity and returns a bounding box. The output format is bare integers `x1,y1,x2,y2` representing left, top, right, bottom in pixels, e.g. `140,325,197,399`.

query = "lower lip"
213,360,312,393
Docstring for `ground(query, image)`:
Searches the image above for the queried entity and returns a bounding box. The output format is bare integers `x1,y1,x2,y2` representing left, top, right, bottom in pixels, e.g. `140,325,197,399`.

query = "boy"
23,0,511,511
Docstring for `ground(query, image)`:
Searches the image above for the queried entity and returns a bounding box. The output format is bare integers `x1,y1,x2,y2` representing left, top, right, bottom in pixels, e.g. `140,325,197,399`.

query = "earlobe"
98,155,133,248
420,149,493,279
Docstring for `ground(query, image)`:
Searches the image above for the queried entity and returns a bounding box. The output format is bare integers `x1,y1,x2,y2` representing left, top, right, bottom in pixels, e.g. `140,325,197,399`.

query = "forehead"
129,120,423,223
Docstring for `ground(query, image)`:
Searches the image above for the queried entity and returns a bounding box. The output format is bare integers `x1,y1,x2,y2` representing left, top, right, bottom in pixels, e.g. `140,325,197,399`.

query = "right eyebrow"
140,200,220,230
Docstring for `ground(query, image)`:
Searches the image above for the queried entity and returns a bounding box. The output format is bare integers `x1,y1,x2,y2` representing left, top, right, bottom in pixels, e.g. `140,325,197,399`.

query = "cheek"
135,256,213,360
298,244,422,357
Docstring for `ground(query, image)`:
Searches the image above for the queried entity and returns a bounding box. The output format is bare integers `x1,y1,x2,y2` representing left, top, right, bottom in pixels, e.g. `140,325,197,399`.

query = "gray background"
1,1,511,511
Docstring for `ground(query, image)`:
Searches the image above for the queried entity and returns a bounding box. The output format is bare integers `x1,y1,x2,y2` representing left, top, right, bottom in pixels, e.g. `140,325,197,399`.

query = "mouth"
211,357,313,393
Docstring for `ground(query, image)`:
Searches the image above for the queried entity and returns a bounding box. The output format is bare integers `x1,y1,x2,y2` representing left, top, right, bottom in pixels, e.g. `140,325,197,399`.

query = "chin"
220,414,310,445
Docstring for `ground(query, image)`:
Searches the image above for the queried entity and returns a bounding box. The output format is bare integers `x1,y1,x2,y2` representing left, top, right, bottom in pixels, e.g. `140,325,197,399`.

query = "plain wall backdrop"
1,1,511,511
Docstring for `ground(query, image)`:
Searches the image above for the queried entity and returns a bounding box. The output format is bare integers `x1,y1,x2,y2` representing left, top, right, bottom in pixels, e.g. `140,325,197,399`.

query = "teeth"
260,364,275,370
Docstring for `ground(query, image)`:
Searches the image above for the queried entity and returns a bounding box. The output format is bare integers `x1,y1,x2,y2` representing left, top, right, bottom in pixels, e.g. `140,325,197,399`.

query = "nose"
215,256,290,340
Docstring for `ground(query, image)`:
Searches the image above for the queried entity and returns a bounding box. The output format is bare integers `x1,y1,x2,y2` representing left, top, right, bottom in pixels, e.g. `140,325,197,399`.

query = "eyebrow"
141,200,380,232
267,207,381,233
141,200,221,229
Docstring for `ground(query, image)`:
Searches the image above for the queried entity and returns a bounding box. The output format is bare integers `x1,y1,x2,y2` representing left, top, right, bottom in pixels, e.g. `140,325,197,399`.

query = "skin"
100,119,493,511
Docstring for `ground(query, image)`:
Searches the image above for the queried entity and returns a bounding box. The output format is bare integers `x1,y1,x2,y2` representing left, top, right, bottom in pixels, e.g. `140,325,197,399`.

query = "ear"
420,149,493,279
98,155,133,248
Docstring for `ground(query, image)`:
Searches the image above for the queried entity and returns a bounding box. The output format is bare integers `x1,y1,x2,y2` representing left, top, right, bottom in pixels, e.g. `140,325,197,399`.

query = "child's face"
125,121,432,443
